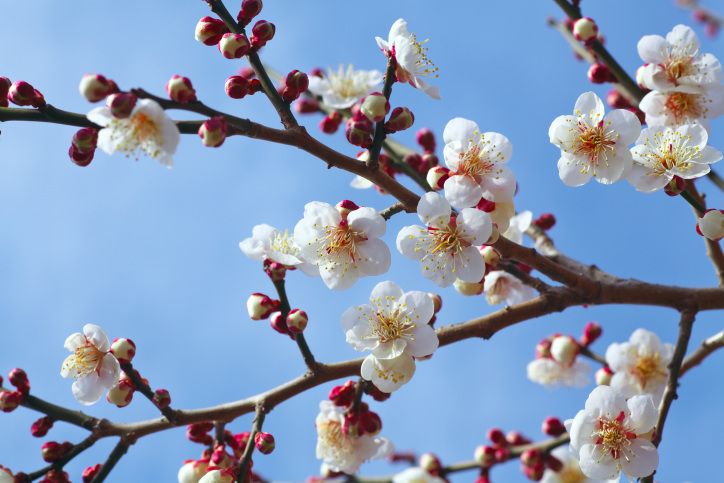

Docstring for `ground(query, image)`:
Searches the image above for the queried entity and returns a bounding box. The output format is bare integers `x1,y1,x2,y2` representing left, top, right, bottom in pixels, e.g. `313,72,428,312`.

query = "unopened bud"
346,118,374,148
237,0,263,26
697,209,724,241
263,258,287,282
542,416,566,437
31,417,54,438
225,75,249,99
285,309,308,334
0,390,21,412
520,448,541,467
474,445,496,467
320,112,342,134
78,74,118,103
506,431,531,446
166,75,197,103
254,432,275,454
416,128,436,152
607,88,633,109
550,335,578,366
580,321,602,346
269,311,291,336
544,454,564,472
110,338,136,363
0,77,11,107
295,97,319,114
479,246,499,267
426,166,450,190
588,63,616,84
454,278,484,296
360,92,389,123
106,92,137,119
72,128,99,152
68,145,95,167
487,428,507,447
523,461,545,481
573,17,598,43
533,213,556,230
384,106,414,133
421,152,439,172
535,338,552,358
428,293,442,313
153,389,171,409
664,175,686,196
187,422,214,445
82,464,101,483
250,20,275,48
494,447,510,462
8,368,29,394
418,453,441,473
335,199,359,218
219,33,250,59
106,379,134,408
41,441,71,463
282,70,309,102
360,410,382,435
199,116,228,148
329,381,356,407
39,469,70,483
195,16,229,46
8,81,45,108
595,366,613,386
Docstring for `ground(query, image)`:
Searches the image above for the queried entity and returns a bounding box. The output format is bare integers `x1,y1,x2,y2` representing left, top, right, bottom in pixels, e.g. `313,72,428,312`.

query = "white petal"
454,246,485,283
479,165,517,201
388,18,409,41
443,117,479,145
64,332,85,351
666,24,699,55
585,385,626,418
408,324,438,358
548,115,578,149
677,123,708,151
356,238,391,276
637,35,667,64
569,409,595,450
98,353,121,389
480,131,513,164
396,225,428,260
417,192,451,227
457,208,492,246
398,290,434,327
72,376,105,405
348,207,386,239
361,353,416,393
626,162,669,192
621,439,659,478
86,106,113,127
605,109,641,146
96,128,117,155
351,176,374,189
578,444,620,480
443,174,483,209
83,324,109,352
592,148,629,185
626,395,657,434
370,280,404,302
574,92,605,121
558,155,593,187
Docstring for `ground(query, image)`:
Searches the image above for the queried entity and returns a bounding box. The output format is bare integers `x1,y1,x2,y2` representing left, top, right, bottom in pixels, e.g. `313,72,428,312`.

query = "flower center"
68,338,105,377
633,353,666,389
664,92,705,124
406,33,438,79
641,129,702,176
111,112,163,159
427,221,469,257
327,65,367,99
457,143,497,180
574,120,617,163
270,229,297,256
664,55,695,86
370,309,415,344
593,411,637,460
322,221,367,263
317,419,356,462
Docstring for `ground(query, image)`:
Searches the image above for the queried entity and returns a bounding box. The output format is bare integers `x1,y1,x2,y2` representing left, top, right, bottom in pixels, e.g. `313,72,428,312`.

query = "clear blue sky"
0,1,722,481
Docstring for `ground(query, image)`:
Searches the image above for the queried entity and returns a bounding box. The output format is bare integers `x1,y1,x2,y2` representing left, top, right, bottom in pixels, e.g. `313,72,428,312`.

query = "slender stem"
119,361,178,422
367,56,397,170
236,403,267,482
382,139,433,192
680,189,706,213
707,169,724,192
19,393,101,431
380,202,407,220
350,378,368,414
578,346,606,366
498,260,552,294
90,439,131,483
272,279,317,370
680,330,724,375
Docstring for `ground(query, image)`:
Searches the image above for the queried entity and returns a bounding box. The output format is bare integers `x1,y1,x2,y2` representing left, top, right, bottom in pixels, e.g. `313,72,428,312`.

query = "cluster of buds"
475,427,527,470
587,63,617,84
532,213,556,230
225,70,262,100
7,80,45,108
107,371,136,408
39,469,70,483
246,293,280,320
166,75,197,103
78,74,119,103
0,368,30,413
281,70,309,102
68,128,99,167
41,441,73,463
696,209,724,241
346,117,374,148
328,380,384,441
31,416,55,438
187,422,215,446
199,116,228,148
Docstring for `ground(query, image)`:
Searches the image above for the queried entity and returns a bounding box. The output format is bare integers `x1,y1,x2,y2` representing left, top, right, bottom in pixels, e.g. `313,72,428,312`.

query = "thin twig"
272,279,317,371
25,434,98,481
367,56,397,170
90,438,131,483
119,361,178,422
380,202,407,220
681,330,724,375
578,346,607,366
236,402,267,482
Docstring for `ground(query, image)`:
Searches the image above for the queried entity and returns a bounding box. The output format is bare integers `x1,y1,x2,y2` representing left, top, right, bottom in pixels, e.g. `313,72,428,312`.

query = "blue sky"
0,0,722,481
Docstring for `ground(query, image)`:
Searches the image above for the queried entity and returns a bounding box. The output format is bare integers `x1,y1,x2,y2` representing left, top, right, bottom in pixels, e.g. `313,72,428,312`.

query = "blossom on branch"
307,65,383,109
527,335,590,388
483,270,535,306
239,224,316,274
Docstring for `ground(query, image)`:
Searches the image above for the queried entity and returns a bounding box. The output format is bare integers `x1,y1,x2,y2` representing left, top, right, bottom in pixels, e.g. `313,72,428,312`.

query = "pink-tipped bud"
286,309,308,334
542,416,566,437
384,106,414,133
166,75,197,103
573,17,598,43
588,63,617,84
360,92,389,123
0,77,11,107
219,33,250,59
480,246,501,267
595,366,613,386
550,335,578,366
416,128,436,152
335,199,359,218
418,453,442,473
295,97,320,114
523,461,545,481
247,293,280,320
282,70,309,102
153,389,171,409
664,175,686,196
8,81,45,108
106,92,137,119
329,380,356,407
535,338,552,358
31,416,54,438
320,112,342,134
254,432,275,454
506,431,531,446
82,464,101,483
250,20,275,48
421,152,439,172
78,74,118,103
360,410,382,435
72,128,98,152
195,16,229,46
0,390,21,412
533,213,556,230
269,311,291,336
487,428,507,447
106,379,134,408
580,322,602,346
697,209,724,241
231,432,251,455
495,446,510,462
345,118,374,148
237,0,263,26
68,145,95,167
225,75,249,99
426,166,450,190
454,279,484,296
110,338,136,363
8,369,29,394
199,116,228,148
187,422,215,445
474,445,496,467
520,448,541,467
41,441,71,463
263,258,287,282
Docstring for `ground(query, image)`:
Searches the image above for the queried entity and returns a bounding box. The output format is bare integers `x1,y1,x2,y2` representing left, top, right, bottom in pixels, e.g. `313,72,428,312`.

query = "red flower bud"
153,389,171,409
195,16,229,46
606,88,633,110
68,145,95,167
328,380,356,407
474,445,496,468
82,464,101,483
225,75,249,99
384,106,414,133
254,432,275,454
250,20,275,48
0,77,12,107
31,417,54,438
345,118,374,148
237,0,263,26
487,428,507,447
580,321,602,347
219,33,250,59
286,309,308,334
320,112,342,134
426,166,450,190
270,311,292,337
418,453,441,473
166,75,197,103
106,92,137,119
199,116,228,148
506,431,531,446
541,416,566,437
78,74,118,103
8,81,45,108
416,128,436,152
359,411,382,435
72,128,99,152
282,70,309,102
41,441,71,463
247,293,280,320
263,258,287,282
533,213,556,230
295,97,319,114
8,368,29,394
0,390,21,412
588,63,617,84
520,448,541,467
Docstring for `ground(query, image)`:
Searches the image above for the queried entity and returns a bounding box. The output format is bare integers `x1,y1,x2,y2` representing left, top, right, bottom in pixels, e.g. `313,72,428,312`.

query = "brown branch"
272,279,317,371
680,330,724,375
19,393,101,431
498,260,552,294
366,56,397,170
119,361,178,423
236,402,267,482
25,434,98,481
90,438,131,483
686,182,724,286
578,346,606,366
380,202,407,220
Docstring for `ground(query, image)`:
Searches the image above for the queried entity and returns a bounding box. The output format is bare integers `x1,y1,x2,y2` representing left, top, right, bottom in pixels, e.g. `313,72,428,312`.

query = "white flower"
541,447,615,483
198,469,234,483
477,197,516,233
239,224,317,274
178,460,209,483
637,24,722,92
375,18,440,99
549,92,641,187
483,270,535,306
627,123,722,192
60,324,120,405
698,209,724,241
88,99,180,168
361,353,417,393
441,117,515,208
294,202,391,290
640,84,724,129
569,386,658,480
342,281,438,360
316,400,392,474
392,467,445,483
308,65,383,109
503,210,532,245
605,328,673,406
527,357,590,388
396,192,492,287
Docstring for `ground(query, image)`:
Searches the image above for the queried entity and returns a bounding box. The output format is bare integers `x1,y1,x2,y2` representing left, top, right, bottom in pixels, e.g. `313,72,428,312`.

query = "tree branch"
236,402,266,482
272,279,317,371
25,434,98,481
90,438,131,483
680,330,724,376
119,361,178,423
366,56,397,170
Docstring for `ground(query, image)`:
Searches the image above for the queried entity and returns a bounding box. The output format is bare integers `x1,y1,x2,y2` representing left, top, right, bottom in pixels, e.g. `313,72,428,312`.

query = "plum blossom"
541,447,615,483
568,386,658,480
316,400,392,474
239,224,316,274
605,328,673,405
361,352,418,393
60,324,120,405
627,123,722,192
697,209,724,240
640,84,724,128
375,19,440,99
392,467,445,483
396,192,492,287
637,24,721,92
549,92,641,187
308,65,383,109
294,202,390,290
527,335,590,388
87,99,180,167
441,117,515,208
177,459,209,483
502,210,532,244
483,270,535,306
342,281,438,360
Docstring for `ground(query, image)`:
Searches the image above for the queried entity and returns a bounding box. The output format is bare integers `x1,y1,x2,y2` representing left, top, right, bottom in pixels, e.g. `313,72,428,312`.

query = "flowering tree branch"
366,57,397,170
90,438,131,483
24,434,97,481
272,279,317,370
680,330,724,375
118,361,178,423
686,181,724,286
236,402,267,482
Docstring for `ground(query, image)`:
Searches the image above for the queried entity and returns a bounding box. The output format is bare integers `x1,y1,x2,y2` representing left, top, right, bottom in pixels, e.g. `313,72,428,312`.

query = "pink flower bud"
480,246,500,267
246,293,280,320
476,198,496,213
345,118,374,148
520,448,541,467
535,337,552,358
166,75,197,103
506,431,531,446
425,166,450,190
31,416,54,438
595,366,613,385
664,175,686,196
106,379,134,408
199,116,228,148
39,469,70,483
320,112,342,134
250,20,275,48
418,453,441,473
697,209,724,241
588,63,617,84
523,461,545,480
8,368,29,394
78,74,118,103
237,0,263,26
550,335,578,366
494,446,510,462
153,388,171,409
8,81,45,108
421,152,439,171
0,77,11,107
195,16,229,46
384,106,414,133
82,464,101,483
328,380,356,407
106,92,137,119
286,309,308,334
474,445,496,467
573,17,598,43
218,33,250,59
71,128,99,152
68,145,95,167
282,70,309,102
254,432,275,454
487,427,507,447
541,416,566,437
110,338,136,363
225,75,249,99
187,422,214,445
263,258,287,282
295,97,319,114
580,321,602,346
533,213,556,231
360,410,382,435
41,441,71,463
360,92,389,123
335,199,359,219
607,88,633,109
416,128,436,152
0,390,21,412
269,311,292,336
